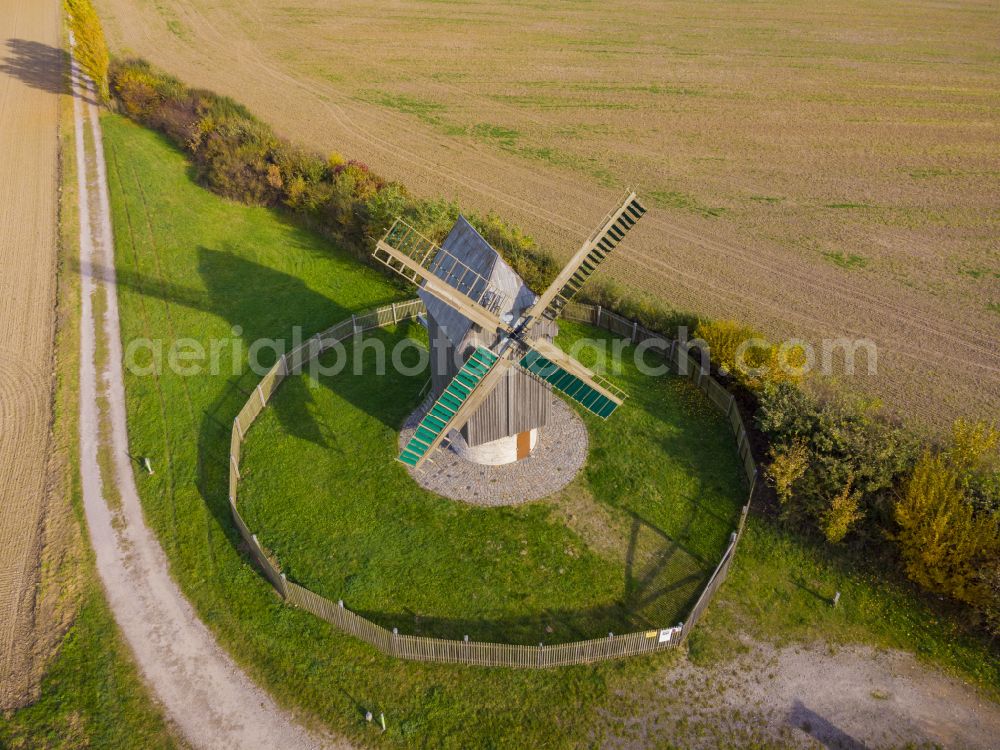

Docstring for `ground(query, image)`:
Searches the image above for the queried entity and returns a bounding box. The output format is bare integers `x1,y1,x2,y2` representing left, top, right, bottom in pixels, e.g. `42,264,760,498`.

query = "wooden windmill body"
420,217,557,463
374,192,647,470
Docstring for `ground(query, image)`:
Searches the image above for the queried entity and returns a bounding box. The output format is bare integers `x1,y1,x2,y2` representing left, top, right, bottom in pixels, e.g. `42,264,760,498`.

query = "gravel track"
70,39,338,749
602,640,1000,749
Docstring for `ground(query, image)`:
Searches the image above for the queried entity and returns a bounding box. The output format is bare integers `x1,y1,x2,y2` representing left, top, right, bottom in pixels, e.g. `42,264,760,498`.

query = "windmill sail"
398,347,511,468
518,342,627,420
374,219,510,333
378,194,645,469
528,192,646,322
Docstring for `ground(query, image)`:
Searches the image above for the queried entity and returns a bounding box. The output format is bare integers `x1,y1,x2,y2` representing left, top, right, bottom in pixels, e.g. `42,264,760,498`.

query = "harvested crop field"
97,0,1000,431
0,0,61,709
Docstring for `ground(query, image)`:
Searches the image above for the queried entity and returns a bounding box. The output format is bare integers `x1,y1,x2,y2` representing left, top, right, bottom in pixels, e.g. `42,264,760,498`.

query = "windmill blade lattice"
527,192,646,324
373,219,509,333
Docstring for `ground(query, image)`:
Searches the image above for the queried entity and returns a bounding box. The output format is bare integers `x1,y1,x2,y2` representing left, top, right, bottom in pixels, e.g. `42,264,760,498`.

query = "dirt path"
70,39,338,750
601,640,1000,748
0,0,61,710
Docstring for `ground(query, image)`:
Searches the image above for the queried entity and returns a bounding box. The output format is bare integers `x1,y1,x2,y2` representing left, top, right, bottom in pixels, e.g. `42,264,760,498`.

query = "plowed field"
96,0,1000,430
0,0,61,709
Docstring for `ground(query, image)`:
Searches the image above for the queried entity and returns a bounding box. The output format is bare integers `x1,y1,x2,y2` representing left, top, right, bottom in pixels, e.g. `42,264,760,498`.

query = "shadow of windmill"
73,242,418,540
622,511,712,629
346,509,716,644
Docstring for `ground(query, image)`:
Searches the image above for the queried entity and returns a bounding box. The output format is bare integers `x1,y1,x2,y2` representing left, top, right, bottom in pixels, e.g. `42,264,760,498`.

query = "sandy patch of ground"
0,0,63,711
95,0,1000,433
599,640,1000,749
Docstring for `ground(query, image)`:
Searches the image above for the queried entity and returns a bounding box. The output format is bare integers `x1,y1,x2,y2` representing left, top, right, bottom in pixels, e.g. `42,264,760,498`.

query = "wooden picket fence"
227,299,757,667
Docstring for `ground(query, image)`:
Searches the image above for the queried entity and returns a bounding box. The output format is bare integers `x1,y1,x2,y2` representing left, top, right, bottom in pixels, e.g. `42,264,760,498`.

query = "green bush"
758,381,915,539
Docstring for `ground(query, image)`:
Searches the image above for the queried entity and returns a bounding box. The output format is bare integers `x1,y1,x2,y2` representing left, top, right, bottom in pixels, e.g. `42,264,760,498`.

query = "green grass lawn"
239,321,743,645
103,112,999,748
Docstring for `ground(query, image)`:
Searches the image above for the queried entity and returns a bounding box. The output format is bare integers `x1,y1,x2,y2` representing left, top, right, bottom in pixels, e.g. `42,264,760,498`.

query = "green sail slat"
519,351,621,421
399,346,501,465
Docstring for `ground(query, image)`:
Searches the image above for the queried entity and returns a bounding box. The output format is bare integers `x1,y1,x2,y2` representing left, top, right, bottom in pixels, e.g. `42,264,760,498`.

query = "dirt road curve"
71,45,337,749
0,0,60,710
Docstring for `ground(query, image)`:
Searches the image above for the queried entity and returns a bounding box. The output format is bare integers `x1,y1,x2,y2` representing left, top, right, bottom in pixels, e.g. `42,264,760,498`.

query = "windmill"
373,191,647,469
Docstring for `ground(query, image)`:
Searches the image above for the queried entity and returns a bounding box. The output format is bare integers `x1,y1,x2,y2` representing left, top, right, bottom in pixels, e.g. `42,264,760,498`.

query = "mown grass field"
239,321,743,645
103,113,999,747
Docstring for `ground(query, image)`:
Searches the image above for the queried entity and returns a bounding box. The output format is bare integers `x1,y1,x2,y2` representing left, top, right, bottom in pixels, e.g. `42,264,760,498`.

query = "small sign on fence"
658,627,681,643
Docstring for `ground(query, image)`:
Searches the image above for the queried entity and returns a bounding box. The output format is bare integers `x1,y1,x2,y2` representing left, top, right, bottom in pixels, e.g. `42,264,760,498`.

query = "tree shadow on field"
788,701,870,750
0,39,98,105
77,241,423,543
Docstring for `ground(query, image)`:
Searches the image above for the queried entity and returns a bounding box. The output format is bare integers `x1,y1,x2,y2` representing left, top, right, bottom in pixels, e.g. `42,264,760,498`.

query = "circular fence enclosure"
227,300,757,668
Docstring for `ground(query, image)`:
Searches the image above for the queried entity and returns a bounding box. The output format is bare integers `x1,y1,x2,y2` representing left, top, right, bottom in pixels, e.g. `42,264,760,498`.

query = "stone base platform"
398,396,588,506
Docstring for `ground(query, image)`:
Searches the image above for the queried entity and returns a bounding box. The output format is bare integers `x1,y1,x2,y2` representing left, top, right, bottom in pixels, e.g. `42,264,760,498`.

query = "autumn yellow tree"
695,320,807,391
767,439,810,506
821,475,863,543
65,0,110,102
894,426,1000,615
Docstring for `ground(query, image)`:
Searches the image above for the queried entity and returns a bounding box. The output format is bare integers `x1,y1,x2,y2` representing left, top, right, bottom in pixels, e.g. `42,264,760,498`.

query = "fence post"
595,304,602,326
391,302,397,324
631,319,638,343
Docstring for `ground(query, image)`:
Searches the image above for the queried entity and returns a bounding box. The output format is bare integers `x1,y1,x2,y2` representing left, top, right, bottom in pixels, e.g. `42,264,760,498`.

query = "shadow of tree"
788,700,870,750
0,38,99,105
